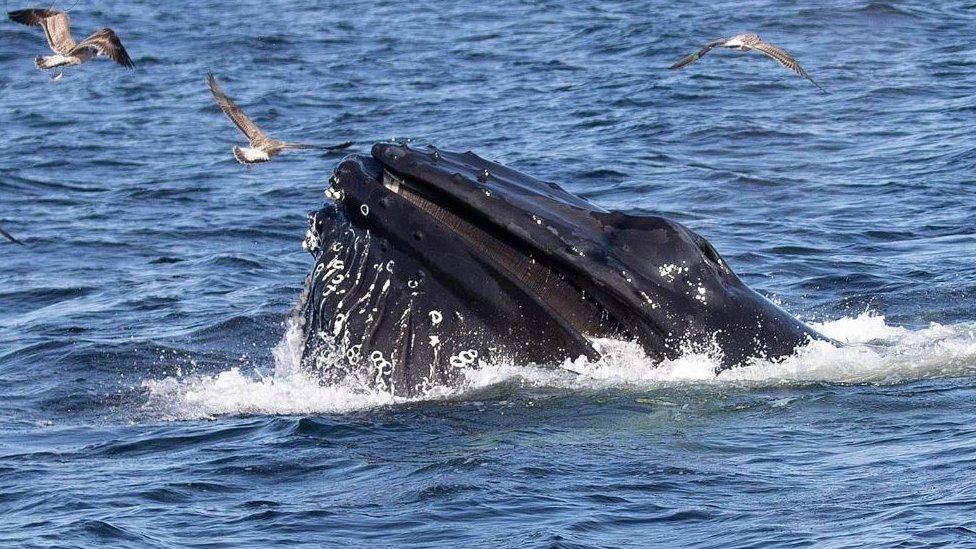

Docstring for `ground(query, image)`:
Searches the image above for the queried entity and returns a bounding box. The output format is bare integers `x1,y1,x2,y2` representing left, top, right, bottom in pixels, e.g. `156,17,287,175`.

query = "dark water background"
2,0,975,546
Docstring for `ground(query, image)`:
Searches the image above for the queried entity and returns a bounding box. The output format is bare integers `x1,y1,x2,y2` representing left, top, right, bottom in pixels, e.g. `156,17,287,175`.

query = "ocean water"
1,0,975,546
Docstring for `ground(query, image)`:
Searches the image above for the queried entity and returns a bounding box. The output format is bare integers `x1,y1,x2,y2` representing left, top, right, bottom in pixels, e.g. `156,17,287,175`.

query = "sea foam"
143,312,976,419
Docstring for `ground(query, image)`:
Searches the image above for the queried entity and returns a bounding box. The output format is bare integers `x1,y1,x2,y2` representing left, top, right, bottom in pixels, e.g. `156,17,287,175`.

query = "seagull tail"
35,55,68,70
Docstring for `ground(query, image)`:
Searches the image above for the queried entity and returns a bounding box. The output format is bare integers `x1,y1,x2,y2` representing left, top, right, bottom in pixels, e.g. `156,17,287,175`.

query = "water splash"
143,313,976,419
142,319,455,420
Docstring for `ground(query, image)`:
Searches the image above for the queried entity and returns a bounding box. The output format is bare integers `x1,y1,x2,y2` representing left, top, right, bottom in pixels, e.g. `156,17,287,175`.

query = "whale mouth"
372,159,629,342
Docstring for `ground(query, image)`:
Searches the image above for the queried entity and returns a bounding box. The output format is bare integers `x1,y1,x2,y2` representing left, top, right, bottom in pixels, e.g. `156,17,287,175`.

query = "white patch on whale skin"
325,186,344,201
639,291,659,309
429,310,443,325
320,257,348,297
345,344,363,365
659,264,687,283
449,349,479,368
332,313,348,336
370,351,394,392
322,257,345,277
695,286,707,304
302,221,321,253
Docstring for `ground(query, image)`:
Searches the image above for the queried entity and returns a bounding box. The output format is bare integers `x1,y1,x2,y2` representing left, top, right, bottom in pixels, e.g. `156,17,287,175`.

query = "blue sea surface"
2,0,976,546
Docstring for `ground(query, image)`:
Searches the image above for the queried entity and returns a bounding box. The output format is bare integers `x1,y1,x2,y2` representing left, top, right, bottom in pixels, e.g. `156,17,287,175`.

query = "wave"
142,313,976,420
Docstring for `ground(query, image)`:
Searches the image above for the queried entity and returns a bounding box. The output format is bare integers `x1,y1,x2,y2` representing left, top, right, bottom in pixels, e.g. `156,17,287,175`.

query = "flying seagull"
0,223,23,245
669,33,826,93
8,8,134,80
206,72,352,165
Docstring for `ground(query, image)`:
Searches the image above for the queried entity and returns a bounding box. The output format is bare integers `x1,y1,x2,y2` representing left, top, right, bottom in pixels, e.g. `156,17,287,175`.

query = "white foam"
142,319,453,420
142,312,976,419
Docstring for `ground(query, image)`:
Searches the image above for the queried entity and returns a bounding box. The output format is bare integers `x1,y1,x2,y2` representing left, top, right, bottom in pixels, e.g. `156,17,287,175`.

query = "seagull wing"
206,72,270,145
0,223,23,245
668,38,727,70
8,9,76,54
752,40,827,92
72,29,135,68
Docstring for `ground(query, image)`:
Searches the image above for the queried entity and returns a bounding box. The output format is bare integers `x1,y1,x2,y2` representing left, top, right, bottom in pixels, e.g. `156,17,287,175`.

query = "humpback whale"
298,143,829,396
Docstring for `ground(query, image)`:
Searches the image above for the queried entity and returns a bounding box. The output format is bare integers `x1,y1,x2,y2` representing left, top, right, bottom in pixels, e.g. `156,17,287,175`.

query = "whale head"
299,143,827,395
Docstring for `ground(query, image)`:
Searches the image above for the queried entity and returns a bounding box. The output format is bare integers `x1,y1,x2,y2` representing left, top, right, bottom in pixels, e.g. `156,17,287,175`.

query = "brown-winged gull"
206,72,352,165
8,8,134,80
669,33,825,93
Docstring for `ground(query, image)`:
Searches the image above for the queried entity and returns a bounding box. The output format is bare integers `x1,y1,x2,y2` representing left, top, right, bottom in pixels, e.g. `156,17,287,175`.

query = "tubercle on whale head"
306,156,372,256
324,173,344,202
